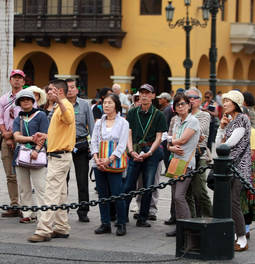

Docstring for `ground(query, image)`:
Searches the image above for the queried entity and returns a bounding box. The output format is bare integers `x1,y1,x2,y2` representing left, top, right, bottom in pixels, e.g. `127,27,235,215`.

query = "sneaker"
19,217,37,224
27,234,51,243
234,242,248,252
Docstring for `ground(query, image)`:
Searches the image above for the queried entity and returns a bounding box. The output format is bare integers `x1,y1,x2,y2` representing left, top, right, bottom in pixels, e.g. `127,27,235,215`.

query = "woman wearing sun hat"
216,90,251,252
26,86,47,107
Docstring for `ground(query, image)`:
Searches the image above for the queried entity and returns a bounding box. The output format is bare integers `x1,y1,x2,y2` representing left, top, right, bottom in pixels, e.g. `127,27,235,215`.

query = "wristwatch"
169,138,173,146
35,149,40,153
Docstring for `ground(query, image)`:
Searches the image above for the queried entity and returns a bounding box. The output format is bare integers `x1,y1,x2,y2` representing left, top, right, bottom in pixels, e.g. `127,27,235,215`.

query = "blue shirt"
13,111,49,137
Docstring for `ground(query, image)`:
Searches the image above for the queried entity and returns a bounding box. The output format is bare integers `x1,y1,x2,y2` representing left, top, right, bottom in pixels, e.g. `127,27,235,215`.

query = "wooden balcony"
14,0,125,48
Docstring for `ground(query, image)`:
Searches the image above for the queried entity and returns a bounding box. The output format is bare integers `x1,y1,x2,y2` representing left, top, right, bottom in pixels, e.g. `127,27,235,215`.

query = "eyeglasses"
188,95,200,100
176,102,187,108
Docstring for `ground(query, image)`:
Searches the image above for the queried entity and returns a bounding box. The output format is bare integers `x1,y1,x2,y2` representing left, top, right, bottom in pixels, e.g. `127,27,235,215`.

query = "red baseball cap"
10,69,26,79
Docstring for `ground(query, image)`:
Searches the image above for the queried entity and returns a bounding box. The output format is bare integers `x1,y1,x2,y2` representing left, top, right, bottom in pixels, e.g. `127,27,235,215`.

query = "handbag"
16,144,47,169
16,117,47,169
98,140,127,173
166,149,196,179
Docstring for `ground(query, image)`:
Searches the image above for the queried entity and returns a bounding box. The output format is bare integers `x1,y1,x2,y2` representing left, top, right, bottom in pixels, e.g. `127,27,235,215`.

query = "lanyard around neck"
136,106,154,135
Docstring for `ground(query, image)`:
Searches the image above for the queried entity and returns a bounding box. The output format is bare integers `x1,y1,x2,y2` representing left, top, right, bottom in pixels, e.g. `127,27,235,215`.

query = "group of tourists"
0,69,254,252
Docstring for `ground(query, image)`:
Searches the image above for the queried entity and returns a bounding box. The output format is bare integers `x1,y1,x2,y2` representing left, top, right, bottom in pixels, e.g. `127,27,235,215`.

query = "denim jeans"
124,146,163,221
94,168,126,225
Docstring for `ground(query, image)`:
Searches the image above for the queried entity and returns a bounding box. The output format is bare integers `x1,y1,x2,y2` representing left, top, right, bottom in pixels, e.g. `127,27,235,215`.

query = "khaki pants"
1,139,18,205
16,166,46,218
35,153,72,237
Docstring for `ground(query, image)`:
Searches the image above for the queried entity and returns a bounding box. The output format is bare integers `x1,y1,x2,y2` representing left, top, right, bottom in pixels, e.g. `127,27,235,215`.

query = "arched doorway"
130,54,171,95
217,57,229,92
248,59,255,95
233,58,244,91
197,55,210,97
18,52,58,87
74,52,114,98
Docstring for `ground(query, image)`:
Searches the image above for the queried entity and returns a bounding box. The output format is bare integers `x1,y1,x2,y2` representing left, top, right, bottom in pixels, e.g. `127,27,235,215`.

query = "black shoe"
116,224,126,236
133,213,139,220
148,215,157,221
136,220,151,227
166,230,176,237
79,215,90,223
94,224,111,234
164,218,176,225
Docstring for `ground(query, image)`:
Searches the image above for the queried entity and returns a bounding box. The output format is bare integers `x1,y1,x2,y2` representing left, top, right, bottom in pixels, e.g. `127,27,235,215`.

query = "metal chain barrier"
0,165,212,212
230,165,255,194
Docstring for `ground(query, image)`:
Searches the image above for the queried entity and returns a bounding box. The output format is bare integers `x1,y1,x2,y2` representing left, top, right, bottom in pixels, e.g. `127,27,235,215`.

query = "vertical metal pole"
183,5,193,90
209,0,219,97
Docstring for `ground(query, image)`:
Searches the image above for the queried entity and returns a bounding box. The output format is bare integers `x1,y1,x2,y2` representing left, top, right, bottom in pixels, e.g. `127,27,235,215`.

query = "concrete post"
0,0,14,95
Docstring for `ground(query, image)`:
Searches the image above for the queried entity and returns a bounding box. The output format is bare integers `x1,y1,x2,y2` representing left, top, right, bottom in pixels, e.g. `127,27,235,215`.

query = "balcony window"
140,0,162,15
80,0,103,14
14,0,23,15
61,0,74,14
47,0,58,15
26,0,38,14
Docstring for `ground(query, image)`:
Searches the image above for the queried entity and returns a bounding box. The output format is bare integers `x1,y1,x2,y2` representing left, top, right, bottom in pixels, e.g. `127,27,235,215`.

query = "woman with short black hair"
91,93,129,236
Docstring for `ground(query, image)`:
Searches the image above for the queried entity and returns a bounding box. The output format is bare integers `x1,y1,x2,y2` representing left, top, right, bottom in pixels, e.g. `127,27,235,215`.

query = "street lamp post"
165,1,209,90
202,0,221,97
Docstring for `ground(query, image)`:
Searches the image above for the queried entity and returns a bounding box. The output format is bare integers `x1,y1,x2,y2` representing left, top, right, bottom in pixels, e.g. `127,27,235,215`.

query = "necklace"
107,117,116,120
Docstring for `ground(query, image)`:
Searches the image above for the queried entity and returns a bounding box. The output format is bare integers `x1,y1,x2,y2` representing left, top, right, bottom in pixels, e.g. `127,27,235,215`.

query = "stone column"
0,0,14,95
110,75,134,92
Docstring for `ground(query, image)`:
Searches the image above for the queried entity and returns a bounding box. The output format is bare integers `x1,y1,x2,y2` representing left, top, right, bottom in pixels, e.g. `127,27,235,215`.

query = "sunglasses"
176,102,187,108
188,95,200,100
205,96,210,99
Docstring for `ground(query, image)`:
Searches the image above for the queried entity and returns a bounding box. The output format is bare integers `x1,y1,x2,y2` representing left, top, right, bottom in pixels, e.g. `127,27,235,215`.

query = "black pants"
67,150,90,216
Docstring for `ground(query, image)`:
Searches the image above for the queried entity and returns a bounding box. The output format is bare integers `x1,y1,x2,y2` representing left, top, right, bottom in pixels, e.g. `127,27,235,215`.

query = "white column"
0,0,14,95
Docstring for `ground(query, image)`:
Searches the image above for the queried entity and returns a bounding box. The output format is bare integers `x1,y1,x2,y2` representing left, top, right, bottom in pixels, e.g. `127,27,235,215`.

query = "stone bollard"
175,144,234,260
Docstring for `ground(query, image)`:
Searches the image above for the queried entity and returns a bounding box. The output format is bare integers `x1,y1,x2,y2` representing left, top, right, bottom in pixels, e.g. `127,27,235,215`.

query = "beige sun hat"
26,86,47,106
222,90,244,112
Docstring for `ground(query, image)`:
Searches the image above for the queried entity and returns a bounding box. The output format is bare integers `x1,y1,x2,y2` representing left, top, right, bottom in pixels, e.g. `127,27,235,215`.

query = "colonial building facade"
13,0,255,97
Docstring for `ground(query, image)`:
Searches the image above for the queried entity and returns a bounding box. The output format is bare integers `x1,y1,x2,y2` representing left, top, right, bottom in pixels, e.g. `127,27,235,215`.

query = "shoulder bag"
166,149,196,179
133,108,158,154
16,117,47,169
98,119,127,173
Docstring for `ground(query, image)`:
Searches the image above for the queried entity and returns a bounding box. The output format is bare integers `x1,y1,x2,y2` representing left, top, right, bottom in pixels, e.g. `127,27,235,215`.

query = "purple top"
0,91,21,131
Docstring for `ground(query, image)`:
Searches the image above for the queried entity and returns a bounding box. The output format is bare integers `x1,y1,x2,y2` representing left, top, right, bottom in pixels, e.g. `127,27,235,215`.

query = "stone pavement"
0,162,254,263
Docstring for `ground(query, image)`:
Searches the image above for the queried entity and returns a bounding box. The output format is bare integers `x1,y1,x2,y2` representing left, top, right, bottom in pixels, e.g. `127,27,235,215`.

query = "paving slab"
0,160,254,263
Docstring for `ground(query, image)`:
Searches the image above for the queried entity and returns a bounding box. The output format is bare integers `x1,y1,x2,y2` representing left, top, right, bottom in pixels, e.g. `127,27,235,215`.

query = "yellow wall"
14,0,255,97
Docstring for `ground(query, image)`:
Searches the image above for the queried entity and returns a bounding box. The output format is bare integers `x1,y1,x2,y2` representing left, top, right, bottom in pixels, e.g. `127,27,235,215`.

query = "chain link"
0,165,211,212
230,165,255,194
